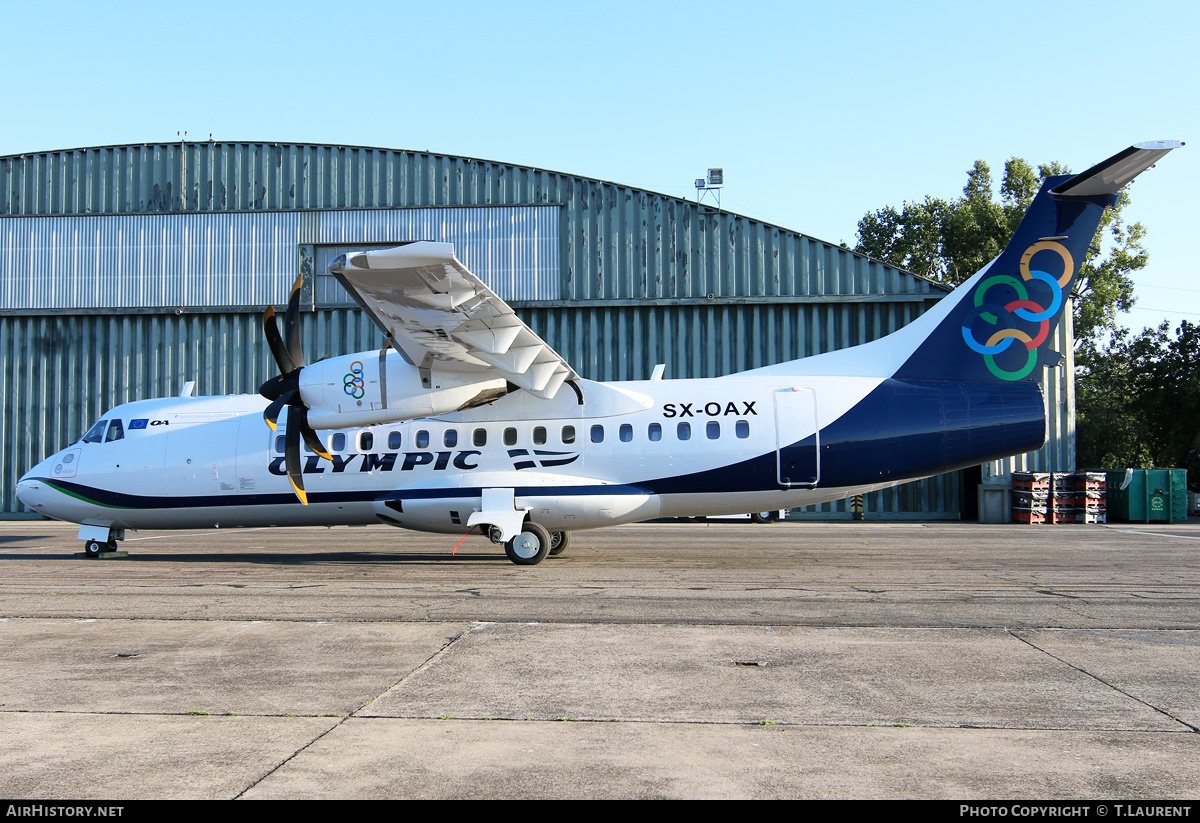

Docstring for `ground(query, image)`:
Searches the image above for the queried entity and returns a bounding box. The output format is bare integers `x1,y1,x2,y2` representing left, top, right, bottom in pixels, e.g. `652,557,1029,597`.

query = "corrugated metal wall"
0,206,560,309
0,142,1071,519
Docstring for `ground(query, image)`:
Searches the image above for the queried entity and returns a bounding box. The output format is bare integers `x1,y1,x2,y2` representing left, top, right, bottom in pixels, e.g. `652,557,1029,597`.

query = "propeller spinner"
260,275,331,505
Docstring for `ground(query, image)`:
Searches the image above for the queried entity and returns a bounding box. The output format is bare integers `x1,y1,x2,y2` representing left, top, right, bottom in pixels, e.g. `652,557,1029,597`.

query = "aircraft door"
773,387,819,488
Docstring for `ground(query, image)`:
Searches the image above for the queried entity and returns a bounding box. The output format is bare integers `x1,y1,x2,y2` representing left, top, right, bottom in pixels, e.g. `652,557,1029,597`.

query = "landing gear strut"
504,522,552,566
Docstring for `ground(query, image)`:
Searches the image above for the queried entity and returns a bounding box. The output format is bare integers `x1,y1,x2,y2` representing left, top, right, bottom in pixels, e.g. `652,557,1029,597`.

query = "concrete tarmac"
1,519,1198,799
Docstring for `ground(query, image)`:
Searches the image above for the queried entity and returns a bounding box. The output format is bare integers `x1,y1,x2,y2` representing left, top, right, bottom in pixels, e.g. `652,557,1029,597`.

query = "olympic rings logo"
343,360,365,399
961,241,1072,381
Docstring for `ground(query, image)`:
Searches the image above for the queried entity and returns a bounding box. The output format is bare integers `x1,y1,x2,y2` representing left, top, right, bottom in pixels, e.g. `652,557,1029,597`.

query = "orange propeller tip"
289,479,309,506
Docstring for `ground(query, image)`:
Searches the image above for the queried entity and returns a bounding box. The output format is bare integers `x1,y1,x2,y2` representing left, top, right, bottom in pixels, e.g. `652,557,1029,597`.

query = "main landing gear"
497,523,572,566
548,530,571,556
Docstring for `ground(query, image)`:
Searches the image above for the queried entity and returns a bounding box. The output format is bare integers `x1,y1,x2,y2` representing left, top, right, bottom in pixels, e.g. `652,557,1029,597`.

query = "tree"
854,156,1146,350
1076,321,1200,481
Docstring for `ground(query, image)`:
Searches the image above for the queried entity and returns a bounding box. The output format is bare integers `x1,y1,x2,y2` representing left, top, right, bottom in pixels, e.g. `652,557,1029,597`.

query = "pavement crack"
233,627,479,798
1010,630,1200,734
233,716,344,799
352,624,480,716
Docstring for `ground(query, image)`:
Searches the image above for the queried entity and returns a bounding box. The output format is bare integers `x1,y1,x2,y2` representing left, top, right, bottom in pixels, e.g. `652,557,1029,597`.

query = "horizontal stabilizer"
1052,140,1183,197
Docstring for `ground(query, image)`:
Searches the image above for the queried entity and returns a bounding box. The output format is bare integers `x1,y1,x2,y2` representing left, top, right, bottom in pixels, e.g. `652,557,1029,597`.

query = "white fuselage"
17,369,910,536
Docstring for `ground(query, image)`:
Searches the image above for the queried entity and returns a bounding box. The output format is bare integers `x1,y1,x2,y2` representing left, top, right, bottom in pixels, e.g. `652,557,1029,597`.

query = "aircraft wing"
328,242,577,400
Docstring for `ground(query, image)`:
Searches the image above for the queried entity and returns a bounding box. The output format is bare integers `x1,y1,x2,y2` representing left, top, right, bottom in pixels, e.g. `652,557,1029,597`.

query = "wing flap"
330,242,578,399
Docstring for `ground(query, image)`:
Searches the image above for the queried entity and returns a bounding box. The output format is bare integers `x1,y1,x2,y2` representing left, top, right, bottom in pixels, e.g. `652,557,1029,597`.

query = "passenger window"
533,426,547,446
444,429,458,448
590,425,604,443
388,431,402,450
736,420,750,439
83,419,108,444
416,430,430,449
648,423,662,442
677,422,691,441
707,421,720,440
504,427,517,446
473,428,487,447
562,426,576,444
275,435,286,454
105,419,124,442
332,432,346,452
359,431,373,452
619,424,633,443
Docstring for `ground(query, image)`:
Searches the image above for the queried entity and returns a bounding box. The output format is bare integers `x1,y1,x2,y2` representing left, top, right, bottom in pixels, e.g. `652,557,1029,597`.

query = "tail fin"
894,141,1181,383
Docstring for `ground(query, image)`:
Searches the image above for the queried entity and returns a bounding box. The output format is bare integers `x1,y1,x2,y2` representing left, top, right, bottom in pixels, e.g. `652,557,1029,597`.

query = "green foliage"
1076,322,1200,482
853,156,1147,349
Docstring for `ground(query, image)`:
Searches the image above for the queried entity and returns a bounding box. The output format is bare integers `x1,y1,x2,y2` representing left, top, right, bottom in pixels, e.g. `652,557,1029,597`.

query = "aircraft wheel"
83,539,105,557
548,530,571,556
505,523,551,566
750,511,777,524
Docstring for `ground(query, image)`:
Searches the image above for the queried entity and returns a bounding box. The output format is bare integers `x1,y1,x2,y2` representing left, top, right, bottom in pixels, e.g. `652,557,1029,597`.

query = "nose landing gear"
79,526,125,558
83,539,119,558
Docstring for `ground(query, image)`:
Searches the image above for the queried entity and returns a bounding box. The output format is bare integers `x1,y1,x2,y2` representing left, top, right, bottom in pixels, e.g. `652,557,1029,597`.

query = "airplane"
15,141,1181,565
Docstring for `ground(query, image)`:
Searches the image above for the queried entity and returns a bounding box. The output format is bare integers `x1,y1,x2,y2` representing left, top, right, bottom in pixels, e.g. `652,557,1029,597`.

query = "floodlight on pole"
695,168,724,210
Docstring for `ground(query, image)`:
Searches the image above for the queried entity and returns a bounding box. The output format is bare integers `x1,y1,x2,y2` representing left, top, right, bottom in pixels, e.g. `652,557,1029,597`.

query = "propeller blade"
263,307,298,375
284,418,308,506
283,274,305,370
296,406,333,460
263,394,289,431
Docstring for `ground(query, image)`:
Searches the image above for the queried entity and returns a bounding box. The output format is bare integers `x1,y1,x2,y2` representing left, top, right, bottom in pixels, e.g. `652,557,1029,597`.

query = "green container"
1104,469,1189,523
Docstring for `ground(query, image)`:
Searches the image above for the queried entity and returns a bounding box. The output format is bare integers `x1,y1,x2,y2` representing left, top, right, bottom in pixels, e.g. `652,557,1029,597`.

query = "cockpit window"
83,419,108,444
105,419,125,442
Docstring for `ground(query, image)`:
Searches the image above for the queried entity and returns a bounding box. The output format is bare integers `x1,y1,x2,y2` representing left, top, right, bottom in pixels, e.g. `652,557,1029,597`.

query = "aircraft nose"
15,476,46,512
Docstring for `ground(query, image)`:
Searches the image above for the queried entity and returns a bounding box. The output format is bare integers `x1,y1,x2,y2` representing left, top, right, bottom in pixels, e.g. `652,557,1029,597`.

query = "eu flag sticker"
129,419,149,430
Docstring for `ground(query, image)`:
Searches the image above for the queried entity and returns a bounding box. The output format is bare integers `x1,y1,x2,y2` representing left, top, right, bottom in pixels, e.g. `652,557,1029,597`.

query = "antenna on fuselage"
179,381,196,397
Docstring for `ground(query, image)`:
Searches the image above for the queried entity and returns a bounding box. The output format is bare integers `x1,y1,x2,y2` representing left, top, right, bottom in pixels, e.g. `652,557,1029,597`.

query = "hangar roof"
0,142,946,304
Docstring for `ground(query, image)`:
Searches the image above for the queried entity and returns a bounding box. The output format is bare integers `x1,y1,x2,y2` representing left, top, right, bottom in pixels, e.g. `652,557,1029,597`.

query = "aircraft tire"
505,522,551,566
548,530,571,556
83,540,105,557
750,511,777,524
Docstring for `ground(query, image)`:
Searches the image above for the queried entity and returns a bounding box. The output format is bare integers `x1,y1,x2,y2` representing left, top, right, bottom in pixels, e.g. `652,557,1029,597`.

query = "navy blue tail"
894,142,1180,383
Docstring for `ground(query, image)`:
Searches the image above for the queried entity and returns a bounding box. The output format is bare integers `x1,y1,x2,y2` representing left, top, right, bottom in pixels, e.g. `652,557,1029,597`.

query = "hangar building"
0,141,1073,520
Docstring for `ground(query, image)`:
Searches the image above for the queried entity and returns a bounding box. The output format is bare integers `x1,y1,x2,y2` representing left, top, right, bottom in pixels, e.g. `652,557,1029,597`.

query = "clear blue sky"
4,0,1196,334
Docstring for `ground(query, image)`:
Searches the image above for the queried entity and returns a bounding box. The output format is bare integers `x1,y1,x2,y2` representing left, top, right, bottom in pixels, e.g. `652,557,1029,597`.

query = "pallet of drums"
1011,472,1107,525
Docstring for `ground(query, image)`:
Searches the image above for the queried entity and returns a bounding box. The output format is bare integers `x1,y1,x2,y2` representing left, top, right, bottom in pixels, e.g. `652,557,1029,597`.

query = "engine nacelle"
300,349,508,429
